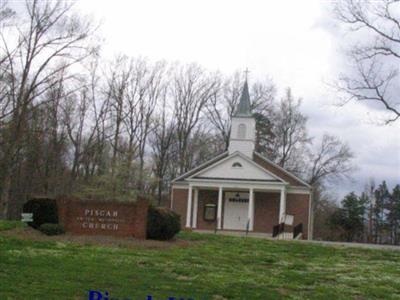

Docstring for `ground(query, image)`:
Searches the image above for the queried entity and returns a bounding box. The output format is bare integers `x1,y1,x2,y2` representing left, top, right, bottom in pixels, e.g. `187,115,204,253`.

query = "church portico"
180,181,287,234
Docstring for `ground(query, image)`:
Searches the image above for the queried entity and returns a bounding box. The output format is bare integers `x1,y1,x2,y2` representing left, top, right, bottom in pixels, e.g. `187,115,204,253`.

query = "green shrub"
22,198,59,228
38,223,65,236
147,206,181,240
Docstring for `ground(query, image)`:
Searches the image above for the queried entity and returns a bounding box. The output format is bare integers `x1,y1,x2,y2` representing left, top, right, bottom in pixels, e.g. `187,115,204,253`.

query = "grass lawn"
0,220,26,231
1,221,400,300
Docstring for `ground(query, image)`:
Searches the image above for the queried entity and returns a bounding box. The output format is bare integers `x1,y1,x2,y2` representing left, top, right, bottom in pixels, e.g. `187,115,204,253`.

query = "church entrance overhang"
186,178,287,191
184,180,288,233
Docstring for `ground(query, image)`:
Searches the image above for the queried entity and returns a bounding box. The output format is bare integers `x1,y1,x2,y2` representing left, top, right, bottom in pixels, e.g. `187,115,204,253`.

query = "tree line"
327,181,400,245
0,0,355,238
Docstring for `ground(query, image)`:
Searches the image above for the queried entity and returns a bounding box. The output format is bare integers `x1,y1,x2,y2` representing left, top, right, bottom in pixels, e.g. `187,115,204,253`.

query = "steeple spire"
234,80,252,117
229,79,255,157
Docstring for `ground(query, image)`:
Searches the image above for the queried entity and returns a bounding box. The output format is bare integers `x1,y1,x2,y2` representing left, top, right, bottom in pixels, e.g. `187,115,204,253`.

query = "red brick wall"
56,197,148,239
253,192,280,234
286,193,310,239
171,188,189,229
133,199,149,239
251,192,310,239
172,188,225,230
196,190,219,230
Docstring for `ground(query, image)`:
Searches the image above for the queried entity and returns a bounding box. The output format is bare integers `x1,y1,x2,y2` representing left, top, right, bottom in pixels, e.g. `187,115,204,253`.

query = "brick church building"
170,81,312,239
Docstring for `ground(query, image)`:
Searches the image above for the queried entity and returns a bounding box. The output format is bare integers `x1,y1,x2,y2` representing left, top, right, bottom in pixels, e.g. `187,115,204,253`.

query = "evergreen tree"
374,181,390,243
331,192,366,242
387,185,400,245
254,112,275,159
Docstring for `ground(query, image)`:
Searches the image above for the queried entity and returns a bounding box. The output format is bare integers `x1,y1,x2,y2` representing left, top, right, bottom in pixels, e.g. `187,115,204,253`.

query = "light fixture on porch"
235,192,240,201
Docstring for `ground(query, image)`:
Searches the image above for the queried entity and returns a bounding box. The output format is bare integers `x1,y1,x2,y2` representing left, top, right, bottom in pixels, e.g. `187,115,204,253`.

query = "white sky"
76,0,400,198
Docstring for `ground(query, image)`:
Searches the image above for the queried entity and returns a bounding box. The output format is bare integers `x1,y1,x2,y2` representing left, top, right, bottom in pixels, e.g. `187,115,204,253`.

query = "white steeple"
228,80,256,158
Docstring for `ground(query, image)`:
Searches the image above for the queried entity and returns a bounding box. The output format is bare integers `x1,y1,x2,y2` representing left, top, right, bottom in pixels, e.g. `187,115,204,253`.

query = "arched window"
238,123,246,139
232,162,243,168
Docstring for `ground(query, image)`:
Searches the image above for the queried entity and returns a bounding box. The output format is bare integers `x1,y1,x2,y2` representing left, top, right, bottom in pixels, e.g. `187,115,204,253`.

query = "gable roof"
171,151,311,189
188,152,287,183
253,152,311,188
172,151,229,183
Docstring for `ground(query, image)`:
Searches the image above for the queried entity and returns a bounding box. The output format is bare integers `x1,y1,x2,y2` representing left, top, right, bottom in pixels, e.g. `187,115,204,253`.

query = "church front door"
223,192,249,230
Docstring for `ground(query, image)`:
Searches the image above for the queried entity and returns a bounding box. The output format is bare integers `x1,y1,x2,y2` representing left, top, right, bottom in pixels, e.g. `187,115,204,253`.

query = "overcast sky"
76,0,400,199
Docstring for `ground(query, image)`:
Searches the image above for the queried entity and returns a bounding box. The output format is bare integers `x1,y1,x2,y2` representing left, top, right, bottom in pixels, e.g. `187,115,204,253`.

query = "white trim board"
186,179,285,191
172,185,189,189
287,187,311,195
172,183,311,195
188,151,288,184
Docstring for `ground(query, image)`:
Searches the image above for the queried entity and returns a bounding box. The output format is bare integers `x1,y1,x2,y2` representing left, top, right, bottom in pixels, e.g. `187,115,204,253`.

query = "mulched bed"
0,226,194,250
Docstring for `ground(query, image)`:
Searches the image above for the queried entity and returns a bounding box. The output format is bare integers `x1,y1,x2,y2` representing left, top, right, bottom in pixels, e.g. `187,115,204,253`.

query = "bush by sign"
22,197,59,228
146,206,181,240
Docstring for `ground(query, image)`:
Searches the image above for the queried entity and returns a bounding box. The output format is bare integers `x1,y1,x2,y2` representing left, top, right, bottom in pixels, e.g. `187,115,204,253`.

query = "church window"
232,162,242,168
238,123,246,139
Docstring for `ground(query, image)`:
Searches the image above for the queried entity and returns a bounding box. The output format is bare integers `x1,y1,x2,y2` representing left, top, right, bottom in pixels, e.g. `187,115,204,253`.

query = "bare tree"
40,74,70,194
150,94,175,205
64,85,89,181
63,73,108,185
272,88,311,173
106,56,132,180
0,0,97,218
334,0,400,124
0,1,15,119
136,61,166,191
124,58,166,191
80,58,111,179
185,126,225,170
308,134,355,186
172,64,218,174
307,134,355,240
103,56,166,193
0,1,13,23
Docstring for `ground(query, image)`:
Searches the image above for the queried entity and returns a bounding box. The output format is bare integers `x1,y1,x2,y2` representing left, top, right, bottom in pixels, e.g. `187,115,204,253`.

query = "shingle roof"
234,80,252,117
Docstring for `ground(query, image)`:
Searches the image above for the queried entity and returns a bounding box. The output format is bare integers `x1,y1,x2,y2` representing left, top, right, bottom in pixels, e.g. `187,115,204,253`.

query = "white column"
192,188,199,228
279,186,286,224
248,188,255,231
217,186,223,229
186,185,193,228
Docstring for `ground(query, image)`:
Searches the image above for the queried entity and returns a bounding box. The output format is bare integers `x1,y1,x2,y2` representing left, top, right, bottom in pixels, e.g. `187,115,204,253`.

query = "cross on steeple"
244,68,250,81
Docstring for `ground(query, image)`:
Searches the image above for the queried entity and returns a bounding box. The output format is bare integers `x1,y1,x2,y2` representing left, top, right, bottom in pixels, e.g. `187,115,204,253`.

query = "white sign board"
284,214,294,226
21,213,33,222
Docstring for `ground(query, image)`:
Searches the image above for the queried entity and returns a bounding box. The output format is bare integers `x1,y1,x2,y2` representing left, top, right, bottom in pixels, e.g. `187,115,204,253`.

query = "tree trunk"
0,176,11,219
